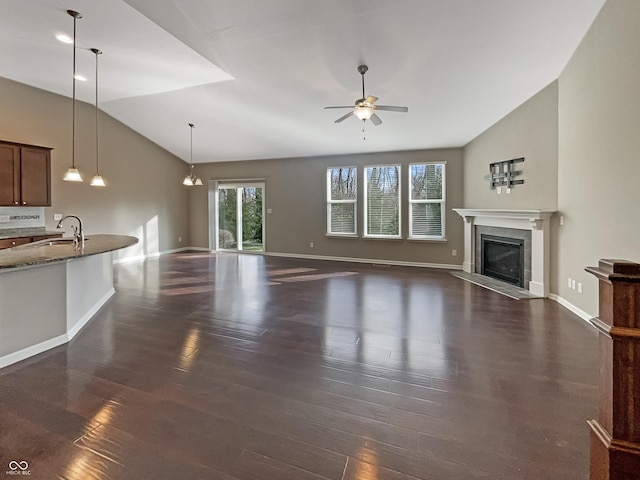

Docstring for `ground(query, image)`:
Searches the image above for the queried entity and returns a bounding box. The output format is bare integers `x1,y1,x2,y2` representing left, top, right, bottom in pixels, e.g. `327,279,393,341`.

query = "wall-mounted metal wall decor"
484,157,524,189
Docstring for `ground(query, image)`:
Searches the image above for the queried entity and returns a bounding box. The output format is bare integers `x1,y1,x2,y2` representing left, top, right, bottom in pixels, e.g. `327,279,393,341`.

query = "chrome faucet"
56,215,84,247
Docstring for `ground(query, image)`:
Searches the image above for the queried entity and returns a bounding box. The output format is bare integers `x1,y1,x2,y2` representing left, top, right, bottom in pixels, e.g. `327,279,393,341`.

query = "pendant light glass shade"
90,175,106,187
183,123,202,186
90,48,106,187
64,10,83,182
63,168,82,182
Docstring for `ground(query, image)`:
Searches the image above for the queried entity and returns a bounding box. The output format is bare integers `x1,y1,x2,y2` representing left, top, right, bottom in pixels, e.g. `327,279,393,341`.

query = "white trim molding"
453,209,556,297
263,251,462,270
549,294,594,327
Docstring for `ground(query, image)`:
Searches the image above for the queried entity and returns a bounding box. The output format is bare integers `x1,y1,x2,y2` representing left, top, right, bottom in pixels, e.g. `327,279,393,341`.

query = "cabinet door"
0,144,20,206
20,147,51,206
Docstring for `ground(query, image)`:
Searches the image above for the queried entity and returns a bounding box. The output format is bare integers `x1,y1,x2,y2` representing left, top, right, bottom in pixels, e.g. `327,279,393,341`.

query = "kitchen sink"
46,238,89,245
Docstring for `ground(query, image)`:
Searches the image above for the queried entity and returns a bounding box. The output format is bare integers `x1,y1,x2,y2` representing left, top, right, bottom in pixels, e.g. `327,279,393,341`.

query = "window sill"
363,236,403,241
325,234,359,239
407,237,448,243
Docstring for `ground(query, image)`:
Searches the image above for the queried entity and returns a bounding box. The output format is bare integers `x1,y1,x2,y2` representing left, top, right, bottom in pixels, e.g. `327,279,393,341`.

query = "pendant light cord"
95,51,99,175
71,14,77,169
189,123,195,176
93,49,101,175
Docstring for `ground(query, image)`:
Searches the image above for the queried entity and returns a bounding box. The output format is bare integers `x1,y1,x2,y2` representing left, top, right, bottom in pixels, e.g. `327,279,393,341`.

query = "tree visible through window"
409,163,445,238
365,165,400,237
327,167,357,235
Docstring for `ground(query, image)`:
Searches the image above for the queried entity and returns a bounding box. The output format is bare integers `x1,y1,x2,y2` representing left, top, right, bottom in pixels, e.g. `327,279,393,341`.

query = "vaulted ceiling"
1,0,605,163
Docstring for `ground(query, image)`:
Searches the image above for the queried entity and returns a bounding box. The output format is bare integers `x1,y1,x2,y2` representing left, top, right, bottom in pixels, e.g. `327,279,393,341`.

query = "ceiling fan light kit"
324,64,408,127
354,105,374,121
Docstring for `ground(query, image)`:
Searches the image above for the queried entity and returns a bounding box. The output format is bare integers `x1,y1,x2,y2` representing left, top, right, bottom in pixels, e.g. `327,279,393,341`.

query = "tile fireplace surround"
453,209,555,297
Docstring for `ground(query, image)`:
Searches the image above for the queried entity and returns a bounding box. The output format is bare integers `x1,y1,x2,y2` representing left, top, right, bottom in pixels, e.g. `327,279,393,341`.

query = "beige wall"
189,148,464,267
462,81,560,292
557,0,640,316
0,77,190,260
461,0,640,317
463,81,559,211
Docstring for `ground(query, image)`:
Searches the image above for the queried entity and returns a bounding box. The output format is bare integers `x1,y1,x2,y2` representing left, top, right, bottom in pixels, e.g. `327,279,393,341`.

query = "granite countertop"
0,234,138,270
0,227,62,240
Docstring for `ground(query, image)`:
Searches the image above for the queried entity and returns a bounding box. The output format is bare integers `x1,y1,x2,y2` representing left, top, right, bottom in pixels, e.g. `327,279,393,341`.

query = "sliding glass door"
217,183,264,252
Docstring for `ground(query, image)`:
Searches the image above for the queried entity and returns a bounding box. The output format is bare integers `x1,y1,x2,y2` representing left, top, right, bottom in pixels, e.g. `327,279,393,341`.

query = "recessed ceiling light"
56,33,73,44
74,74,87,82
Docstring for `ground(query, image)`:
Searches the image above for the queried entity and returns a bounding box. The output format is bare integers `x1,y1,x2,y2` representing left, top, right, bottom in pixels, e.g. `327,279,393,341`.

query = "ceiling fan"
324,65,408,126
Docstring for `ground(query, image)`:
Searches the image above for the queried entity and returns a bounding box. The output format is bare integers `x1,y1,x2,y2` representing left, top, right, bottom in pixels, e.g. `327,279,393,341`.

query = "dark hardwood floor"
0,252,598,479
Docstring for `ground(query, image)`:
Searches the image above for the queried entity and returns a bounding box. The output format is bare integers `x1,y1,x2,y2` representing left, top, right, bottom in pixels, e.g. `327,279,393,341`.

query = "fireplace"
481,235,525,287
452,209,555,297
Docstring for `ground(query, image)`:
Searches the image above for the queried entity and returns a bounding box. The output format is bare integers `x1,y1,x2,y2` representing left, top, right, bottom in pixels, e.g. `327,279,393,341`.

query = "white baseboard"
114,247,461,271
0,334,68,370
549,293,594,327
67,288,115,340
0,288,116,370
113,246,210,264
262,251,462,270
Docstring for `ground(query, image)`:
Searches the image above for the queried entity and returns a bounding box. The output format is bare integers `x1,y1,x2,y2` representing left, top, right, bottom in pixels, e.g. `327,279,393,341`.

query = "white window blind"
327,167,357,235
409,163,445,238
364,165,400,237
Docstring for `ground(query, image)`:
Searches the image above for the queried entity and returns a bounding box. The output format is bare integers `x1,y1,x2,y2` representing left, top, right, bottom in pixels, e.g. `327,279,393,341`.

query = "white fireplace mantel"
452,209,556,297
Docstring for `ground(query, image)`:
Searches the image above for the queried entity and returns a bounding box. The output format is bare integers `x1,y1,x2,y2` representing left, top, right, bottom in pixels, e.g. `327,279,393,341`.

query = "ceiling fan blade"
324,106,355,109
374,105,408,113
335,111,354,123
370,113,382,126
365,95,379,105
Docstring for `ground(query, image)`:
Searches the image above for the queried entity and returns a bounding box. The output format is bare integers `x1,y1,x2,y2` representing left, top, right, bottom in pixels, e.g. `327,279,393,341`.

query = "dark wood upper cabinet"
0,143,20,206
20,146,51,206
0,141,52,206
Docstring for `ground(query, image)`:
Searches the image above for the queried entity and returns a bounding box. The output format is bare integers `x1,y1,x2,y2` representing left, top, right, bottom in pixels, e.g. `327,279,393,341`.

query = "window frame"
408,161,446,240
363,164,402,239
326,166,358,236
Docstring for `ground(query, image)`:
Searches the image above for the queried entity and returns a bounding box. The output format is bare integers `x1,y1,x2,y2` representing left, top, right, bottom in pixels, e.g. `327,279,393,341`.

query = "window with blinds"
327,167,357,235
364,165,401,238
409,163,445,239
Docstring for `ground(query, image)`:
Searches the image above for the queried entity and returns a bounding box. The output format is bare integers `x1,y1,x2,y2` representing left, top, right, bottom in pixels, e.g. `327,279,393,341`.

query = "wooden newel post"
585,259,640,480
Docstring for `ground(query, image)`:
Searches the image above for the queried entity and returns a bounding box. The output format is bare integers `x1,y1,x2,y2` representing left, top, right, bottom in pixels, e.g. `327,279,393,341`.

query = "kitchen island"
0,234,138,369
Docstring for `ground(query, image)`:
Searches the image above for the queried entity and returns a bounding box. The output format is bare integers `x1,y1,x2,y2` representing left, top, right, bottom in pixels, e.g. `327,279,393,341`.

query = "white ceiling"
1,0,605,164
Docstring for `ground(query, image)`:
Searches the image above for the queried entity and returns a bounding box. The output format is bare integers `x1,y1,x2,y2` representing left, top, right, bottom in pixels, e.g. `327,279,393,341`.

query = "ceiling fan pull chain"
362,123,366,141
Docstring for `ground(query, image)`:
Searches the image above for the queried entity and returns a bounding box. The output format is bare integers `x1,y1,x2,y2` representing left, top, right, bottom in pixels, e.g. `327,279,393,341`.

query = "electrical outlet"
496,187,502,194
568,277,572,288
0,214,9,223
267,208,272,214
506,188,511,194
54,213,62,221
178,236,182,242
309,242,314,248
577,282,583,294
452,249,457,256
560,215,564,226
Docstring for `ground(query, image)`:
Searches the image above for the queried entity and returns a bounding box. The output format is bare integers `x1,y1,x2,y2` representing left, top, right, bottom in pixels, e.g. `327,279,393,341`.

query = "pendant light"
182,123,203,186
63,10,83,182
89,48,106,187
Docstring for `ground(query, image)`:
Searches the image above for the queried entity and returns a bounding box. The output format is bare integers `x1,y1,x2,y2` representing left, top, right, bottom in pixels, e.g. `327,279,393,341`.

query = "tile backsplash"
0,207,45,229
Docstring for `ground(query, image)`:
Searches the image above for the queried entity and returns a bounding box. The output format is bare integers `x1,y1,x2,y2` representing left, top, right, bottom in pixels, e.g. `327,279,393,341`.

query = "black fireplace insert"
481,234,525,287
